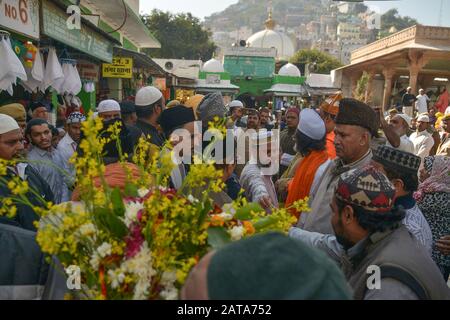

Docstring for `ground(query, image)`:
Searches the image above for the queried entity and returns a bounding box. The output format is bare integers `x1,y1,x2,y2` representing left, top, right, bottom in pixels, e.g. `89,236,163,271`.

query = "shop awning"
84,0,161,49
113,47,166,76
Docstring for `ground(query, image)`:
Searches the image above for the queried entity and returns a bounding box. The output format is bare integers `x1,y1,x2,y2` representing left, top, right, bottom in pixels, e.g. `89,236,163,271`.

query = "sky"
140,0,450,27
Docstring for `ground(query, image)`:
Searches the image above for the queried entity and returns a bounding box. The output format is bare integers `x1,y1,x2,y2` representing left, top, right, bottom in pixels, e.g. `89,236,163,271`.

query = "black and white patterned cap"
373,145,421,175
67,112,86,124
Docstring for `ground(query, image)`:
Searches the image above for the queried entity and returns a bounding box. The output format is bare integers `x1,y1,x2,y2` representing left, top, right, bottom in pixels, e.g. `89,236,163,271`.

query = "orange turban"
71,162,144,201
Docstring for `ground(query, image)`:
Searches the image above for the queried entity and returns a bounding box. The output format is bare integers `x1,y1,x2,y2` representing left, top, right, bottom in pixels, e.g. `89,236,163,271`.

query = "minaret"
265,0,275,30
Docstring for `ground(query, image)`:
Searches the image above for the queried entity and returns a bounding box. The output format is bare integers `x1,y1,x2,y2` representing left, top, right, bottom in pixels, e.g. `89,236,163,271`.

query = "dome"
247,30,295,60
246,7,295,60
278,63,301,77
202,58,224,73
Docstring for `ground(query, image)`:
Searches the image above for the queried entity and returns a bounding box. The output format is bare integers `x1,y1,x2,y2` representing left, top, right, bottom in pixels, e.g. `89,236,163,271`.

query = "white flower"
187,194,199,203
89,252,100,270
107,269,126,289
161,271,177,286
160,287,179,300
217,213,233,221
222,203,236,216
79,223,96,237
121,242,157,300
138,188,150,198
229,226,245,241
124,201,144,227
97,242,112,258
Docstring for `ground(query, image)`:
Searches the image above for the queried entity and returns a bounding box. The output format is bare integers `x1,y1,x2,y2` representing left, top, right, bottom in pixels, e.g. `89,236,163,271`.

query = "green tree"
353,3,368,15
141,10,217,60
381,9,418,33
290,49,342,74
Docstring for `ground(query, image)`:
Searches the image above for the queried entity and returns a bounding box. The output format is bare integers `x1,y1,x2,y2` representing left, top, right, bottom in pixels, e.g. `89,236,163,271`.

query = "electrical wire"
107,0,128,33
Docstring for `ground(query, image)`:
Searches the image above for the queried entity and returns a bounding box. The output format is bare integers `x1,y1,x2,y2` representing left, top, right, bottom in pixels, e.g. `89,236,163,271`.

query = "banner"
102,57,134,79
0,0,40,39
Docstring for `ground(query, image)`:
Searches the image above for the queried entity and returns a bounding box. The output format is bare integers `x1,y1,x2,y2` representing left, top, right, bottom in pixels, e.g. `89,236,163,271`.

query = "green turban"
207,232,353,300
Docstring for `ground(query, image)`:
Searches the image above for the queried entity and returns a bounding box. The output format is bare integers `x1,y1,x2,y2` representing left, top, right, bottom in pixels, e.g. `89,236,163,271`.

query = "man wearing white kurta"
415,89,430,115
409,114,435,167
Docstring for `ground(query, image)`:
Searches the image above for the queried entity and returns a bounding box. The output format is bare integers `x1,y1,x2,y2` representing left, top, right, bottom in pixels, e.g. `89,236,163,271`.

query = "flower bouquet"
27,116,308,300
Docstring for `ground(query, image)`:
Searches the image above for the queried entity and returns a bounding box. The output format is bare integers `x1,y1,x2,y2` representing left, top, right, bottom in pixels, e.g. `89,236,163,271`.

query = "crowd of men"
0,84,449,300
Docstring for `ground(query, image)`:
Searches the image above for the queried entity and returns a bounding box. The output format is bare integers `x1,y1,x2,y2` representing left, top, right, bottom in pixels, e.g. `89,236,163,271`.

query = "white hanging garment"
83,82,90,92
21,51,45,93
85,82,95,93
54,62,72,94
68,64,82,95
44,47,64,91
0,37,27,95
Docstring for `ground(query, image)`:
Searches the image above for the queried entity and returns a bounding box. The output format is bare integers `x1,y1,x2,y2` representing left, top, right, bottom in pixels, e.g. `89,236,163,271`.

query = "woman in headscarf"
415,155,450,281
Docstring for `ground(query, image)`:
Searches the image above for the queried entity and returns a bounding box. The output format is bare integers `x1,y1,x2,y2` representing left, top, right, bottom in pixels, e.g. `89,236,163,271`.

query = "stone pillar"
382,67,396,111
350,71,362,98
365,69,376,104
408,50,429,95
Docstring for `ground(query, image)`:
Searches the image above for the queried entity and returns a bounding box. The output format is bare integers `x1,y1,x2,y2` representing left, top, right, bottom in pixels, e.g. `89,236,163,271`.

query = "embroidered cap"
335,165,396,213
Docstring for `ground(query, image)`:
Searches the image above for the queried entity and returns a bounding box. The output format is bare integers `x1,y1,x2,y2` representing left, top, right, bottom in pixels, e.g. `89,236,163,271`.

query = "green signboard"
224,56,275,78
42,1,113,62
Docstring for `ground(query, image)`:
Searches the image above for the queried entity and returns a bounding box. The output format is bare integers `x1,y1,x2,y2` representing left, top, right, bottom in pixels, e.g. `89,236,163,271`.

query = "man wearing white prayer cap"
380,111,414,154
0,114,54,231
134,86,166,147
410,114,435,166
240,130,279,213
0,114,22,161
285,108,331,221
0,118,60,300
97,99,121,121
227,100,245,129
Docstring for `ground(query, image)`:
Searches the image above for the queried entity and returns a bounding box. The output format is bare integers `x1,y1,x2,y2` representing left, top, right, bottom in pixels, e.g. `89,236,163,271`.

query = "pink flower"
125,224,145,259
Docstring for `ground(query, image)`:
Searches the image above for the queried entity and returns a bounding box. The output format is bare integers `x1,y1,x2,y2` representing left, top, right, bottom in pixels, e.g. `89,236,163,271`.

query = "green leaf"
197,201,212,228
234,202,264,220
207,227,231,249
105,212,128,239
252,216,278,231
124,183,139,198
111,188,125,217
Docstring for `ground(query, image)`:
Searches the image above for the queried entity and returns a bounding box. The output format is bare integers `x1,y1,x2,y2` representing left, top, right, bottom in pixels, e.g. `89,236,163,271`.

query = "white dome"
202,58,224,73
247,29,295,60
278,63,301,77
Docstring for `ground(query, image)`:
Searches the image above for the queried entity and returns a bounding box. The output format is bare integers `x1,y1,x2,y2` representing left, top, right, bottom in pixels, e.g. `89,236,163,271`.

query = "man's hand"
258,195,273,210
436,236,450,255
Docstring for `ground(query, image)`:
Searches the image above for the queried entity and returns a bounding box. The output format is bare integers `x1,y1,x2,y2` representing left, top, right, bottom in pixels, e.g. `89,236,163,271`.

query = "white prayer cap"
298,109,326,140
229,100,244,108
97,99,120,114
394,113,411,127
0,114,20,135
417,114,430,123
135,86,162,107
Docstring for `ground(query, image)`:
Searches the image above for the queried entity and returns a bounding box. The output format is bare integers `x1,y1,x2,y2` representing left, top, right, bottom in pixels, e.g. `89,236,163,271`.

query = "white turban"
97,99,120,114
0,114,20,135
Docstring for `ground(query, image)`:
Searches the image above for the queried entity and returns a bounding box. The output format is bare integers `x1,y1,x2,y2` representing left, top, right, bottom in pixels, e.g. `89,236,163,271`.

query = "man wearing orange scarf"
319,93,343,160
286,109,331,219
